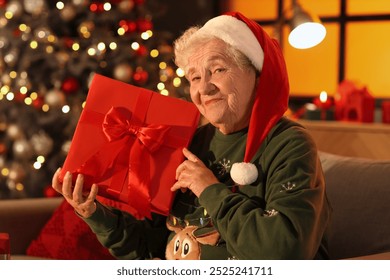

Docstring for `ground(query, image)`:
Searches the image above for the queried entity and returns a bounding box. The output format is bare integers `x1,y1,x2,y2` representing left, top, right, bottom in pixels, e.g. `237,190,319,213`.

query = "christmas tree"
0,0,189,199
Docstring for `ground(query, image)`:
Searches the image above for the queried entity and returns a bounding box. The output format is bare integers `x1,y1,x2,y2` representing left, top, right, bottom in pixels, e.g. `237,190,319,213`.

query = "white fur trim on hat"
230,162,259,185
199,15,264,71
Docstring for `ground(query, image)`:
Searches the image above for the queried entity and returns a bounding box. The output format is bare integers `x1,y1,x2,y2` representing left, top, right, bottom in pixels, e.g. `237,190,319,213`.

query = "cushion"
26,197,137,260
319,152,390,259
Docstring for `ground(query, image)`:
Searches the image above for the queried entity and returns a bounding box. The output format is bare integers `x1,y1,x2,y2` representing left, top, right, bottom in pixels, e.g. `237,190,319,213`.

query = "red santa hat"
198,12,290,185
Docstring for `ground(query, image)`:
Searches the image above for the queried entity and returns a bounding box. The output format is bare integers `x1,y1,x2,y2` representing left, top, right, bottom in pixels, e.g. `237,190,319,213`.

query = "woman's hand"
52,168,98,218
171,148,219,197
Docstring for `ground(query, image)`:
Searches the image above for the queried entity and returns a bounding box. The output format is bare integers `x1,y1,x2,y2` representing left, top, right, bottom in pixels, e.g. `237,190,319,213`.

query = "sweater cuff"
81,201,119,234
198,183,233,216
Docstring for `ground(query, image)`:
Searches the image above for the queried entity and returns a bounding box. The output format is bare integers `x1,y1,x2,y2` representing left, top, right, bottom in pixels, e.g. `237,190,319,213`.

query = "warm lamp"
288,0,326,49
275,0,326,49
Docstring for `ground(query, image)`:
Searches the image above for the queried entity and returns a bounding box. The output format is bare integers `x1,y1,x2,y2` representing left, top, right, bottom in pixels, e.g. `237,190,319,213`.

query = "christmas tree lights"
0,0,189,198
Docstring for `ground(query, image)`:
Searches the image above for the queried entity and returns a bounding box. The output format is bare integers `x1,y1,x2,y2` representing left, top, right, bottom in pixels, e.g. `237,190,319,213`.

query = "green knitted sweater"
83,117,331,260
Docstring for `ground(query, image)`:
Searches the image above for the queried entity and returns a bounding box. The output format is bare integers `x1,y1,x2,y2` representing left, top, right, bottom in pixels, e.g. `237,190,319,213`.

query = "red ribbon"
103,107,170,218
103,107,169,153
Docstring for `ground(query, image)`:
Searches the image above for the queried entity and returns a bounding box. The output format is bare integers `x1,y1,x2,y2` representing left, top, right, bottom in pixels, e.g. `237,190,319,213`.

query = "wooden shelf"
298,120,390,160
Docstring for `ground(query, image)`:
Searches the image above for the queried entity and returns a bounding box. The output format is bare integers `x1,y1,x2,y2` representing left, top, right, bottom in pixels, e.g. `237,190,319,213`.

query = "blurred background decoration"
0,0,211,199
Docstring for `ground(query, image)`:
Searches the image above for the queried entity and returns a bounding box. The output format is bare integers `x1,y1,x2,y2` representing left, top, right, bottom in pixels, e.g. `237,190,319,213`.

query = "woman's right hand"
52,168,98,218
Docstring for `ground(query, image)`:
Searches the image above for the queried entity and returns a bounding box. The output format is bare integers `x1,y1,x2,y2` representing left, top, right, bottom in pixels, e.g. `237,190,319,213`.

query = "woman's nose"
198,77,216,95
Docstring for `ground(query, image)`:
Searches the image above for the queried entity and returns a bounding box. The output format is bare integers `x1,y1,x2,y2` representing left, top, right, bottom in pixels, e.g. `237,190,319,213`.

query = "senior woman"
52,12,331,260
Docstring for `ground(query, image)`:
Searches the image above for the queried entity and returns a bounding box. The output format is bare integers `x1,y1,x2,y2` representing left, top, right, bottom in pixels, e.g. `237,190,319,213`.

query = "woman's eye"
214,68,226,73
191,76,200,82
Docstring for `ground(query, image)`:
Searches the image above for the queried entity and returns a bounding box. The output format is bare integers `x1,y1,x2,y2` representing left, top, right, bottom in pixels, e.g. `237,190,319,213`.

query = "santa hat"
198,12,290,185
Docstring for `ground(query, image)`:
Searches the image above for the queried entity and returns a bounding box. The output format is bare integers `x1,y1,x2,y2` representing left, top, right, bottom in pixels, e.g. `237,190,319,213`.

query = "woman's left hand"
171,148,219,197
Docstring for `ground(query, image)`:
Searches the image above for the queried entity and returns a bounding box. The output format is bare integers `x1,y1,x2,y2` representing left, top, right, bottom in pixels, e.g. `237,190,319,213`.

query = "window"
221,0,390,98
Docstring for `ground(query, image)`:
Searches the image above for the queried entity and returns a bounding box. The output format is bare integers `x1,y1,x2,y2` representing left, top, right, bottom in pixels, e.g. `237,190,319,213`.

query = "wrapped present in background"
59,74,200,219
334,80,375,123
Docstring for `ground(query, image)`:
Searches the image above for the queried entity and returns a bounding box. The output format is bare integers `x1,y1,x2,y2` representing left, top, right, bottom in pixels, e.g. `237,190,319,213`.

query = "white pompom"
230,162,258,185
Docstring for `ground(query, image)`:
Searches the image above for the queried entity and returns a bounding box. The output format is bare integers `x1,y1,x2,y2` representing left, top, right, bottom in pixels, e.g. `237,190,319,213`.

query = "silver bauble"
13,138,33,159
44,89,66,107
7,124,24,140
31,131,53,156
23,0,46,15
113,63,133,83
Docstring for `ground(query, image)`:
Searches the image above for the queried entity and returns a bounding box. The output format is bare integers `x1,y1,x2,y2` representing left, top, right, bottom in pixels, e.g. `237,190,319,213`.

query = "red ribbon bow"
103,107,170,153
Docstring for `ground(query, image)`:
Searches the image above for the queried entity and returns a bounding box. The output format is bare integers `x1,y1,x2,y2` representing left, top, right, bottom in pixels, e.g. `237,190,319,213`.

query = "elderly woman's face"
186,39,257,134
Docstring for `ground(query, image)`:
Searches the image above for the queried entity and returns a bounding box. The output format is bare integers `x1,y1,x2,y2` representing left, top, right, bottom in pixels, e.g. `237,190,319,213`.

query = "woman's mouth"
204,98,222,106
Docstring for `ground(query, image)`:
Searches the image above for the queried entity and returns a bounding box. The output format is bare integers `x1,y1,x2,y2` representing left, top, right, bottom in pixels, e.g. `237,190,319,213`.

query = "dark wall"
150,0,219,40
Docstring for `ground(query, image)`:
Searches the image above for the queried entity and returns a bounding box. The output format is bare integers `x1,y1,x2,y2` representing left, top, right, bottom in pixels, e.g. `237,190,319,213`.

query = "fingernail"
56,167,62,173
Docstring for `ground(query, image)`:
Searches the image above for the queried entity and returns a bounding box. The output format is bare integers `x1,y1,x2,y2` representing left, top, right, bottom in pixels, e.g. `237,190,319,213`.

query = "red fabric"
26,198,126,260
0,233,10,255
224,12,289,163
59,74,200,218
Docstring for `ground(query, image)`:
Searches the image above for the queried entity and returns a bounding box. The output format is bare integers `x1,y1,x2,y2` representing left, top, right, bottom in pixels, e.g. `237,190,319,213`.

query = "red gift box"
59,74,200,218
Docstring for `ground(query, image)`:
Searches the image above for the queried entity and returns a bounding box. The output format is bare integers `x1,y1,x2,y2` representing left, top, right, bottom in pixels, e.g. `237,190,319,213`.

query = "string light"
24,97,33,105
141,31,151,40
97,42,106,51
72,42,80,51
19,24,28,32
0,0,189,199
6,92,14,101
173,77,182,87
157,82,165,90
5,12,13,20
33,162,42,169
159,62,167,69
103,2,112,11
1,85,10,94
37,156,45,163
87,47,96,56
9,71,17,79
42,104,50,112
20,86,28,94
176,68,185,77
30,40,38,49
150,49,159,58
15,183,24,191
160,89,169,96
109,42,117,50
117,27,125,36
46,46,54,53
62,105,70,113
1,168,9,177
30,92,38,100
131,42,140,50
56,2,65,10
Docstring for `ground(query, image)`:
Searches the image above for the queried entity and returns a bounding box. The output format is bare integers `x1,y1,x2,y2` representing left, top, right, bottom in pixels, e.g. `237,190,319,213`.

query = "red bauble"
136,44,148,56
61,77,80,94
90,2,104,13
63,37,74,49
132,69,149,85
119,20,137,33
14,92,25,102
32,96,44,109
137,18,153,32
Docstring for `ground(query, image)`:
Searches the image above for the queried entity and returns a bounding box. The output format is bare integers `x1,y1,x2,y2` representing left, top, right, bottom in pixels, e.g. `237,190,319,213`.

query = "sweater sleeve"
198,126,331,259
82,201,169,259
